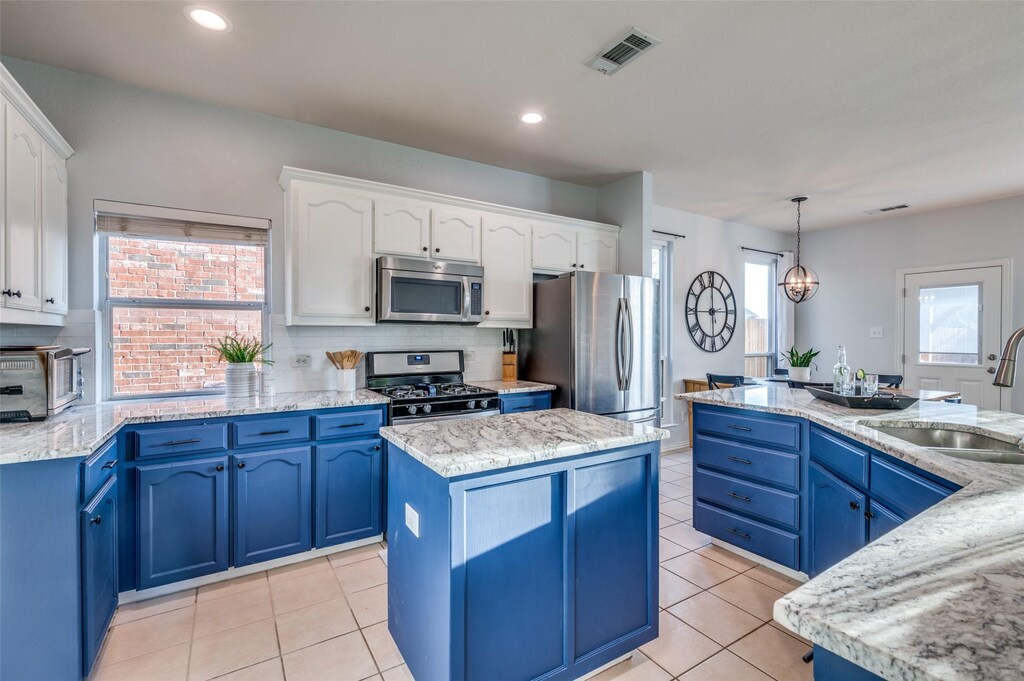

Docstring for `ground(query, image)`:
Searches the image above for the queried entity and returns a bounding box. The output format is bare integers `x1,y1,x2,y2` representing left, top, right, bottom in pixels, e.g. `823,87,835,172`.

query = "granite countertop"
380,408,668,478
678,384,1024,681
0,390,388,466
468,380,556,394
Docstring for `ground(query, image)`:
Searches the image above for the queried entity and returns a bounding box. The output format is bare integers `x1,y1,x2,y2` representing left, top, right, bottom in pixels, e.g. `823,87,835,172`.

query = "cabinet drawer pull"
159,438,201,446
215,464,225,472
101,460,116,469
849,501,860,511
865,510,875,519
726,455,752,465
727,492,751,502
334,422,366,429
45,297,55,304
727,528,751,540
512,406,532,411
727,424,753,432
258,429,290,436
90,515,102,525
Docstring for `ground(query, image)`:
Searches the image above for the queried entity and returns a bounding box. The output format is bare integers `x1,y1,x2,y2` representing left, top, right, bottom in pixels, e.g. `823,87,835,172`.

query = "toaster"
0,346,91,422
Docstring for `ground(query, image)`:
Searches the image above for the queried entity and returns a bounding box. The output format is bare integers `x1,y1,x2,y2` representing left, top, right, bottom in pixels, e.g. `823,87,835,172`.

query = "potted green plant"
208,335,273,398
781,346,819,382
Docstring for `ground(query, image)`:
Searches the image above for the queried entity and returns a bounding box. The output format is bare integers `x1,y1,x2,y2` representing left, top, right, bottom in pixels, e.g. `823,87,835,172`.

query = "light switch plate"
405,503,420,538
869,327,884,339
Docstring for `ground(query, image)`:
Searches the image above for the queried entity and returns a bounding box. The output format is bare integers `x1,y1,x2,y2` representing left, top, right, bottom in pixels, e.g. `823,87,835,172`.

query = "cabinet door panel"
463,472,566,681
315,439,383,547
481,216,532,326
41,146,67,314
137,457,229,589
809,462,867,576
532,223,576,273
81,475,118,677
431,208,481,263
233,448,313,566
374,199,430,258
868,500,903,543
290,183,373,321
4,104,43,310
577,230,618,274
574,455,653,660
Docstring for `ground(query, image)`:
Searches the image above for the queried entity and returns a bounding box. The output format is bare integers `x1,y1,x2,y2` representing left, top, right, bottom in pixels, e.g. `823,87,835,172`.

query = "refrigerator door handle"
624,297,635,390
615,298,626,391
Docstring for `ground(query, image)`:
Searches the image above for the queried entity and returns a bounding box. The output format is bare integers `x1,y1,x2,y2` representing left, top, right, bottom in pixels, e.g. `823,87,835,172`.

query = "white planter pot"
788,366,812,382
225,362,256,399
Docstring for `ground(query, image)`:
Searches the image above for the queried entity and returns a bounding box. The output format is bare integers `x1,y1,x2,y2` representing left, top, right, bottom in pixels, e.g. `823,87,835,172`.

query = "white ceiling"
2,1,1023,231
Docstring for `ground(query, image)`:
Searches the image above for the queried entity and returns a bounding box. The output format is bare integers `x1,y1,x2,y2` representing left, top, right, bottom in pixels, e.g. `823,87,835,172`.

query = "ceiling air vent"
865,204,910,215
586,27,661,75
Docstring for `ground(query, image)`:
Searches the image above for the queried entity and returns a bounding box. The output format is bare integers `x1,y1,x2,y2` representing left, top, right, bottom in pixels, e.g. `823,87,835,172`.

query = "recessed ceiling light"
185,6,231,32
519,111,545,125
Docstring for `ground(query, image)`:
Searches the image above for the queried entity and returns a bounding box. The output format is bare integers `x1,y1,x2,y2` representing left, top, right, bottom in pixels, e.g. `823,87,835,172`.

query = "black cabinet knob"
849,501,860,510
435,248,440,253
422,246,428,252
215,464,225,472
45,298,55,304
364,306,371,312
485,310,490,315
571,263,576,268
579,265,585,270
237,462,246,469
373,445,381,451
865,510,875,519
90,515,102,525
1,289,10,297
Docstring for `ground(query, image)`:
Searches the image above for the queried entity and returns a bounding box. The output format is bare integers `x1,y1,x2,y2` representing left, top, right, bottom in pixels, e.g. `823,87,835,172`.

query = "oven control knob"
467,400,476,409
407,405,418,415
422,404,432,414
480,399,490,409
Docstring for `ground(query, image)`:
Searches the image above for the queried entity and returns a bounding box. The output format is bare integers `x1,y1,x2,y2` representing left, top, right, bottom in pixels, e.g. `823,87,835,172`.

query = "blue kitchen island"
381,408,668,681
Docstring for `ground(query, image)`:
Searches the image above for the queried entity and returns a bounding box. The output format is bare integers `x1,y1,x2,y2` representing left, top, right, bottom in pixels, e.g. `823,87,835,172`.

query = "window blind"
95,200,270,246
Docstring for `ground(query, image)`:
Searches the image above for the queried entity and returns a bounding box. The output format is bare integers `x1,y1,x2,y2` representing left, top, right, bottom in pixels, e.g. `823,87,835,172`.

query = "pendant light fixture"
779,196,819,303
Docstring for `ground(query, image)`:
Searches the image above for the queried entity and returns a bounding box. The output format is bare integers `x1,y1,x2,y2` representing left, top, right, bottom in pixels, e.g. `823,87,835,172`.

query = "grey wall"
795,194,1024,411
597,171,653,277
1,57,600,313
656,205,793,447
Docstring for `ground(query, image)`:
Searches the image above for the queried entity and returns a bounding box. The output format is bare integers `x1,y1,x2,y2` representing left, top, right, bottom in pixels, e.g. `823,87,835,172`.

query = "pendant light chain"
795,199,802,266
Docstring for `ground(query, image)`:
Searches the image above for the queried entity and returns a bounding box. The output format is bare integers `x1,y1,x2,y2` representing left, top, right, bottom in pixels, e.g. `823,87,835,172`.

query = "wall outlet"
292,354,312,368
869,327,884,339
464,350,475,361
405,503,420,538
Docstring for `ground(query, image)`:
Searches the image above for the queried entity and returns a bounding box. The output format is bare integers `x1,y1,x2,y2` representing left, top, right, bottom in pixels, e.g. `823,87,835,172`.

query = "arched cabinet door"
41,146,68,314
532,223,576,273
480,215,532,327
431,208,482,263
4,103,44,311
137,457,229,589
232,447,313,566
374,199,430,258
315,438,383,547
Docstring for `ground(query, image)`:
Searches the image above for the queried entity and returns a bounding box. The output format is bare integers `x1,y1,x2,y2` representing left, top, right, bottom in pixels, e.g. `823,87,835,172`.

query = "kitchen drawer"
695,407,801,451
869,457,953,520
500,392,551,413
693,434,800,491
694,468,800,531
810,427,869,489
694,501,800,571
314,409,384,441
233,415,311,449
136,423,228,460
82,437,118,502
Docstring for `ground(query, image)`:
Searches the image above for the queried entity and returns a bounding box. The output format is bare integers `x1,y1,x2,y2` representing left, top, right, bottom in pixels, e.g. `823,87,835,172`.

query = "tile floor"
89,449,812,681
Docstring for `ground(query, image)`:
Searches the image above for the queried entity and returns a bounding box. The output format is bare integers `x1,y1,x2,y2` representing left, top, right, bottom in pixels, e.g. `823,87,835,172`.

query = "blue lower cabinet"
81,474,119,676
137,457,230,589
315,438,383,547
233,448,313,566
694,501,800,570
813,646,884,681
808,462,867,576
867,499,903,543
499,392,552,414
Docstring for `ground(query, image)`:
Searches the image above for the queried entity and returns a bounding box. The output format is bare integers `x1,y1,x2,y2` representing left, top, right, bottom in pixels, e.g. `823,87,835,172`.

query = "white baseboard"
710,540,808,583
576,653,632,680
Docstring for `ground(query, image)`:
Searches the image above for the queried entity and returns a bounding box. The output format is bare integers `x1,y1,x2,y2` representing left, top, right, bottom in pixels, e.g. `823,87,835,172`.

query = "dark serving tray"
805,386,920,410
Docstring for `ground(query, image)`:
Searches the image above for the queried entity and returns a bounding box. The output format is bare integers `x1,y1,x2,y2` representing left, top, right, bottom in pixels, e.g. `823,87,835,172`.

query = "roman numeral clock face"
685,270,737,352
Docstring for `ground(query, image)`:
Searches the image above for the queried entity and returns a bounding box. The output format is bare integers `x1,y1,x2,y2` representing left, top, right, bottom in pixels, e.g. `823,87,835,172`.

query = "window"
918,284,981,365
744,258,777,377
652,240,674,424
99,203,270,399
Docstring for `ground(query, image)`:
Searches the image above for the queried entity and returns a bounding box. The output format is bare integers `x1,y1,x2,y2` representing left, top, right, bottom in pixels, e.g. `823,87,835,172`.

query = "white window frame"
100,234,272,401
652,239,675,425
744,254,778,377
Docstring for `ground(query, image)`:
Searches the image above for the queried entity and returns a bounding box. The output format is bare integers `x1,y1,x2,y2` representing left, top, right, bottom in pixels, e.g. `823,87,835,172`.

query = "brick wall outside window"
108,237,265,396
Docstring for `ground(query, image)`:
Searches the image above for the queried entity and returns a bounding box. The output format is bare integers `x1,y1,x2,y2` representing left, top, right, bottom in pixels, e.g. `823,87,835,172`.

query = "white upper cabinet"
532,223,576,272
3,101,43,312
41,145,68,314
374,199,430,258
576,228,618,274
480,215,532,327
287,181,375,325
430,208,481,263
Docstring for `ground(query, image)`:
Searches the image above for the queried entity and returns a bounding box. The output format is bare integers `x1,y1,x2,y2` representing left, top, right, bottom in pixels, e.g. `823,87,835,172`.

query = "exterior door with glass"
902,265,1006,409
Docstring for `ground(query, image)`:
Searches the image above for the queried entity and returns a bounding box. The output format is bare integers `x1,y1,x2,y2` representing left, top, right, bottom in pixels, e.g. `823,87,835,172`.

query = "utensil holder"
337,368,357,392
502,352,517,382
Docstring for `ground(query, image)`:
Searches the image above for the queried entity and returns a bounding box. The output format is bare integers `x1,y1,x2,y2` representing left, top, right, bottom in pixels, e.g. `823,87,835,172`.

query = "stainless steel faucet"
993,327,1024,387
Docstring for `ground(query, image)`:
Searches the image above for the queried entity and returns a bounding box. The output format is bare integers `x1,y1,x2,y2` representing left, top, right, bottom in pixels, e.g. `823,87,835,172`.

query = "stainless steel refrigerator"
518,271,661,425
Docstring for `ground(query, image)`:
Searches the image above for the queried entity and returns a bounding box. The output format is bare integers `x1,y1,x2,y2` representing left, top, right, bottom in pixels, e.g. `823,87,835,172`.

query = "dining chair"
876,374,904,388
706,373,745,389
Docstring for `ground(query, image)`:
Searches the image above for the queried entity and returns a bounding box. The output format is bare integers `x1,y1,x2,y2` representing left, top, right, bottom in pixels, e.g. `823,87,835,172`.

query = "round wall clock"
685,270,737,352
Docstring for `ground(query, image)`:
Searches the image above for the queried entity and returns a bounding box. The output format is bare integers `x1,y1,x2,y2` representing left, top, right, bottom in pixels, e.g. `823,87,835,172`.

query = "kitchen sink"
871,426,1024,464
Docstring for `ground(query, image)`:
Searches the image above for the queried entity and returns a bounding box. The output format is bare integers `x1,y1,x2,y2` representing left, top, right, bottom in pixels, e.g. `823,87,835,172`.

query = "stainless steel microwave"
376,256,484,324
0,346,91,421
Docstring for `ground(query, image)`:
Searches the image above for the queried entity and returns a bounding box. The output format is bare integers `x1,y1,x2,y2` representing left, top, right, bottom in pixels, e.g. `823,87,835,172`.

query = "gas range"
366,351,499,424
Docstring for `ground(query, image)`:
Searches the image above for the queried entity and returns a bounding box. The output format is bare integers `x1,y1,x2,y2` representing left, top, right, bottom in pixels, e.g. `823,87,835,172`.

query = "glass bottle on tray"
833,345,853,395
